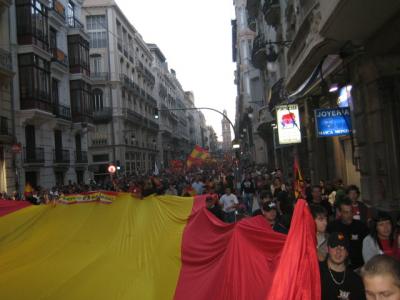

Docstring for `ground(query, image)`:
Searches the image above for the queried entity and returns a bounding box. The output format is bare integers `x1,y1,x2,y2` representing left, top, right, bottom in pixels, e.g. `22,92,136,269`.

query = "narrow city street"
1,0,400,299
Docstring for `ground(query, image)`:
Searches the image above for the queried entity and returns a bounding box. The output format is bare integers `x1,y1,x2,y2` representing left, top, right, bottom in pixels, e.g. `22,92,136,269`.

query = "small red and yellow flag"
187,145,210,168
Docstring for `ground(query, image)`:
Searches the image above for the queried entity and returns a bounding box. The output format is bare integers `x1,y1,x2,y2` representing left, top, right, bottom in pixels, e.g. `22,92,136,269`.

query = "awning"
287,58,325,102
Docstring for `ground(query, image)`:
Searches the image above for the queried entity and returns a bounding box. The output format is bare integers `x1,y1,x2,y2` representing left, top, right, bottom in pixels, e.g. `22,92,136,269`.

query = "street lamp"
155,106,237,138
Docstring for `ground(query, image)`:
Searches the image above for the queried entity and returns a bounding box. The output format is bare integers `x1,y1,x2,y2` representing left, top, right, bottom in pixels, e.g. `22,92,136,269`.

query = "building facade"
232,0,272,165
8,0,92,191
0,0,15,193
239,0,400,209
83,0,204,174
82,0,159,178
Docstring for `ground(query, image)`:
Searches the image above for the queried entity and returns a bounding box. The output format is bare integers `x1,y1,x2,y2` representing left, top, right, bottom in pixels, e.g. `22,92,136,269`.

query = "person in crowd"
164,182,178,196
219,187,239,223
270,177,286,198
327,197,369,270
346,185,370,224
241,173,255,216
363,211,400,263
361,255,400,300
262,200,288,234
276,190,293,230
205,196,224,221
311,205,329,262
308,185,333,219
192,176,205,195
320,232,366,300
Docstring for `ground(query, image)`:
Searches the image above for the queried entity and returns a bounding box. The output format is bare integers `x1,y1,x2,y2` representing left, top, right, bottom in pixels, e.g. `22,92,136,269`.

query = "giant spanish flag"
0,193,320,300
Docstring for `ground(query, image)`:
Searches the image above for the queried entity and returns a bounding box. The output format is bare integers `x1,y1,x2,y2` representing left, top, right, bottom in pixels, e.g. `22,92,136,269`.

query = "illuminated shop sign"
314,107,352,137
276,104,301,144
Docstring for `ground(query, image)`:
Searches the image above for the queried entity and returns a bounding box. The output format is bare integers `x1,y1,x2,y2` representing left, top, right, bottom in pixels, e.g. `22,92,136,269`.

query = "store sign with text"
314,107,352,137
276,104,301,144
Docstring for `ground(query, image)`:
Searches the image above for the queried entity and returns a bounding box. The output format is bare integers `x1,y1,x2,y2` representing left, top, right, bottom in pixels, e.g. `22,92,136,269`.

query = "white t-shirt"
219,194,238,213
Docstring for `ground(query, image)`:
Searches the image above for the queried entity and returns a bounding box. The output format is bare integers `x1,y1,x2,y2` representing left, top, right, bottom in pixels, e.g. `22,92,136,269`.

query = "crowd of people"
1,163,400,300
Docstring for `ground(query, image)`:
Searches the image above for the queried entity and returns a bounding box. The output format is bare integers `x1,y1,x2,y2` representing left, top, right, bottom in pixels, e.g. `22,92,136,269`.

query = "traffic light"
154,108,159,119
116,160,121,171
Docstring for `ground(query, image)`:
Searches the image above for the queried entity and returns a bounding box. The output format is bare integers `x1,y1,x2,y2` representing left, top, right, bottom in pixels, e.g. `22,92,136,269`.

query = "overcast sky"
116,0,236,141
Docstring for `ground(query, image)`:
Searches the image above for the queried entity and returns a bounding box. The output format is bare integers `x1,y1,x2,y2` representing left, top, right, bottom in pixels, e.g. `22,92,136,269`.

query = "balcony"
68,17,83,29
251,34,267,70
75,150,88,163
93,107,112,123
263,0,281,27
0,116,12,143
246,0,260,18
53,104,72,120
120,74,135,90
91,72,109,81
123,108,143,125
146,118,159,132
0,48,13,77
49,0,66,24
21,98,53,114
24,147,45,164
67,17,89,41
51,48,68,67
54,149,70,164
248,16,257,32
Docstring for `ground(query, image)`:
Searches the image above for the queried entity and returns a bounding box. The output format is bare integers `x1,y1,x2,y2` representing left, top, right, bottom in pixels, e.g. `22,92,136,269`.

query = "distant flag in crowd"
153,162,159,176
293,155,305,199
187,145,210,168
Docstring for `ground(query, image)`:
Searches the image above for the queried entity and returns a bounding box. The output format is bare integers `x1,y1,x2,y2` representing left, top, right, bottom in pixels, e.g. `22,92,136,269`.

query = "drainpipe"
105,9,116,164
8,5,19,194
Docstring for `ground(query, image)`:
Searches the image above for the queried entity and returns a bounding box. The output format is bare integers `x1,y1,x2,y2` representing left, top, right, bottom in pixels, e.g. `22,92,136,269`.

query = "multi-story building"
148,44,192,168
82,0,159,178
206,126,218,154
232,0,273,166
184,91,197,149
10,0,92,190
240,0,400,209
0,0,16,193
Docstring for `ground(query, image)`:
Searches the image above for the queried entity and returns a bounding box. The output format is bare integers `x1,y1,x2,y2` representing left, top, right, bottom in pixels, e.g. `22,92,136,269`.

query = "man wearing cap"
262,200,288,234
320,232,366,300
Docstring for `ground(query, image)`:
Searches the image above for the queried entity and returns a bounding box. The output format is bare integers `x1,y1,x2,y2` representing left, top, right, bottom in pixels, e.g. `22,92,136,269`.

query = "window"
50,27,57,50
86,15,107,48
68,35,90,76
18,53,51,111
67,1,74,25
88,32,106,48
92,154,109,162
70,80,92,121
52,78,59,107
92,89,103,111
86,15,105,30
90,55,102,74
16,0,49,50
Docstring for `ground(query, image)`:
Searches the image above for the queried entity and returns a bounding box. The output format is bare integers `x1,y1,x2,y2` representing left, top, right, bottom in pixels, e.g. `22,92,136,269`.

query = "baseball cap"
328,232,349,250
262,201,277,212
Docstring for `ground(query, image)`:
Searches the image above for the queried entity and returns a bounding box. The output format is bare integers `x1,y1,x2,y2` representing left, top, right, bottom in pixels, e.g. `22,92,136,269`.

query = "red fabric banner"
0,200,31,217
174,199,320,300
